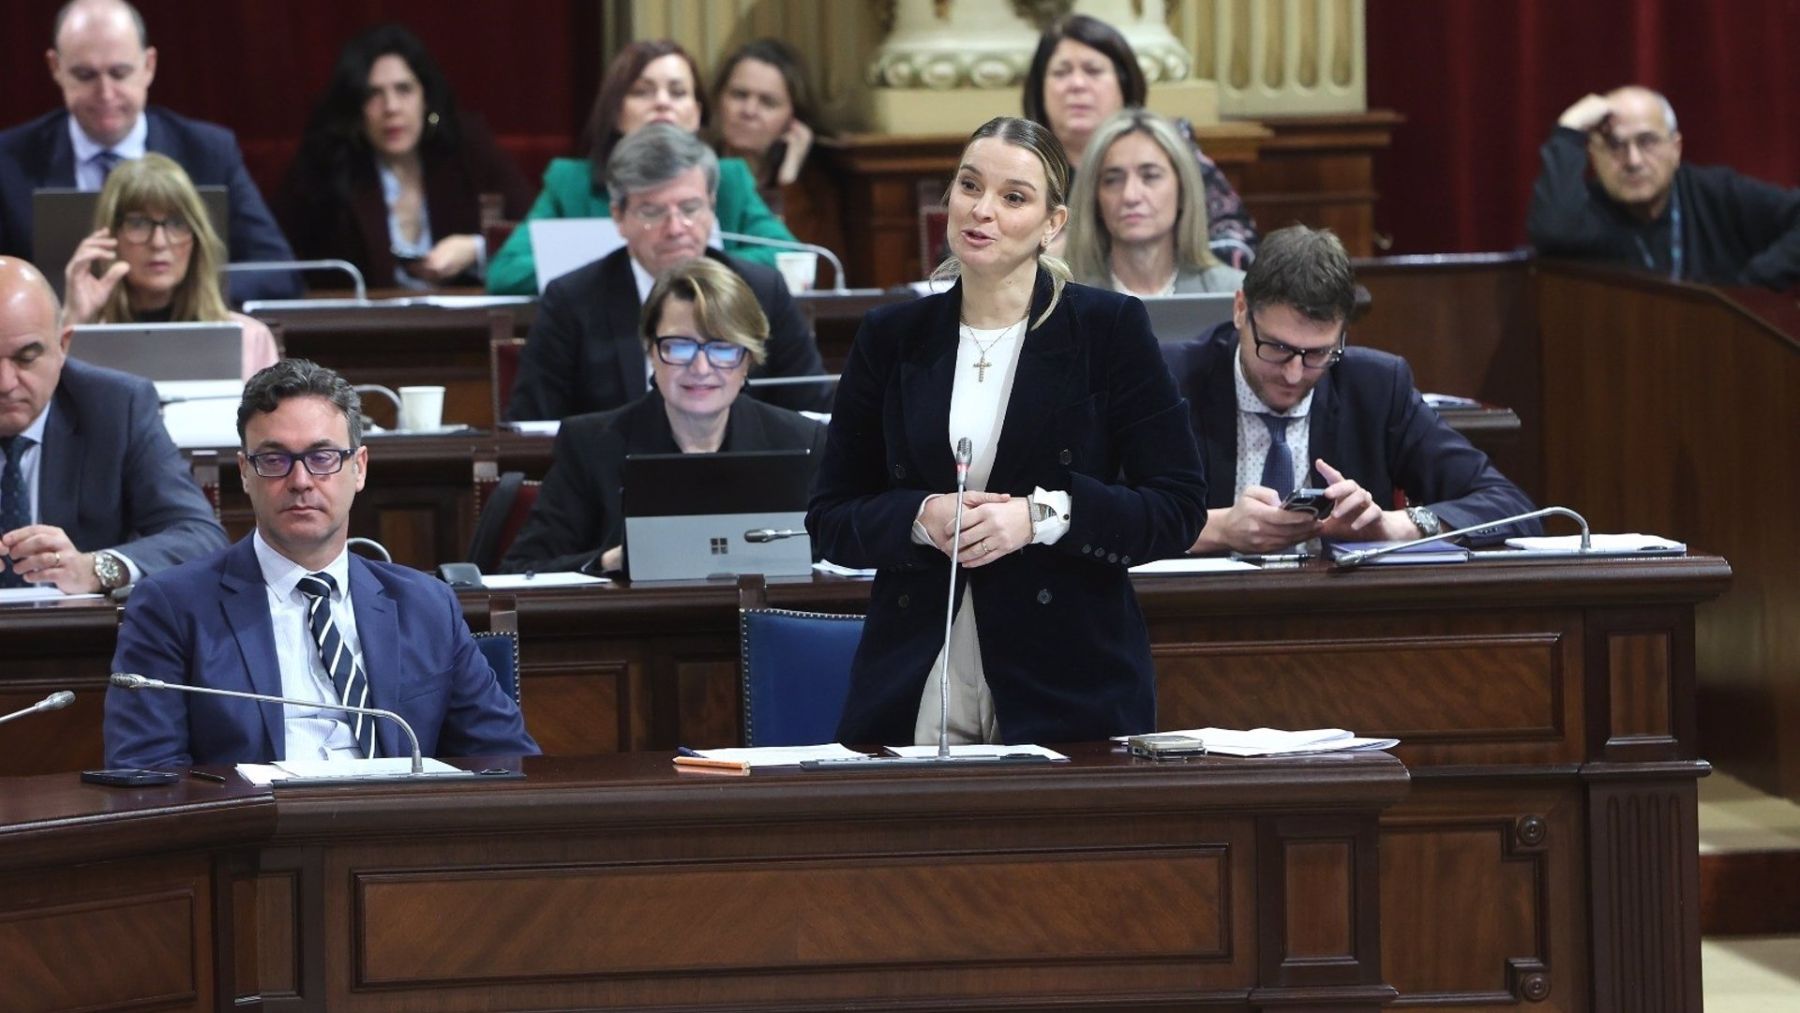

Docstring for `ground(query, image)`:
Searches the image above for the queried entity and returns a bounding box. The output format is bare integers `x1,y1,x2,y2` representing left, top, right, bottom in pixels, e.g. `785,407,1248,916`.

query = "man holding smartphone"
1164,226,1539,555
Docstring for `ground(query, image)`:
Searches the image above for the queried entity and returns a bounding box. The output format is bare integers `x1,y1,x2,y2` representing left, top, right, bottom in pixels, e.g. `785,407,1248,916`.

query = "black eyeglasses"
243,448,356,479
117,213,194,245
1248,314,1345,370
654,336,748,369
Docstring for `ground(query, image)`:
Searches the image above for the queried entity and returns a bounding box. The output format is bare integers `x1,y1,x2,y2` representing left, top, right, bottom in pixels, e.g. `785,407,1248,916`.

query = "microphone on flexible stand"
1331,506,1591,568
938,437,973,759
716,231,850,293
0,691,75,728
744,528,807,543
109,672,426,775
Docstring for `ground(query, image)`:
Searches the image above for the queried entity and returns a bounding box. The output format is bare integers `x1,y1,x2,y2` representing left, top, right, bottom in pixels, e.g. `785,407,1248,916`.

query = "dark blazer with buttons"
808,274,1207,745
1164,322,1541,538
0,107,300,302
506,246,831,421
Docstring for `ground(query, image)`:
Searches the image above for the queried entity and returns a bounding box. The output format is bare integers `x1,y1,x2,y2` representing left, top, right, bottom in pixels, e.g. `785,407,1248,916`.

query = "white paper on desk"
1117,727,1399,757
1423,392,1482,409
480,571,610,589
886,744,1069,761
814,560,877,578
1502,533,1686,554
407,294,536,309
503,420,561,437
266,757,464,780
1129,556,1260,575
0,586,104,603
693,744,868,767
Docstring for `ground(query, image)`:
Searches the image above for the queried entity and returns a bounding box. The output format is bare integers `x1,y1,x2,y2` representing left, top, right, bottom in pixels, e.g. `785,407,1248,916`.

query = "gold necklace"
961,322,1017,383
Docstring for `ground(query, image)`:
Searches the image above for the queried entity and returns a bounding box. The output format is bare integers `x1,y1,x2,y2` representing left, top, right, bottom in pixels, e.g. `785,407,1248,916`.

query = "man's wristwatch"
92,550,128,591
1028,494,1056,524
1404,506,1443,538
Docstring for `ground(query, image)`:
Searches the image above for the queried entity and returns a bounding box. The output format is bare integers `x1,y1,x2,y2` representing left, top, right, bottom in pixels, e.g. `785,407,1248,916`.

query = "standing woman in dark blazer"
808,116,1206,747
274,24,530,289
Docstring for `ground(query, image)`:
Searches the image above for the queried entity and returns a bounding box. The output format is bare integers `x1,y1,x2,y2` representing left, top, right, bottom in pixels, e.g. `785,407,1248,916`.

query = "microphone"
716,231,849,293
0,691,75,728
109,672,426,775
1332,506,1591,568
937,437,974,758
224,259,367,302
157,391,242,407
745,374,841,388
744,528,807,543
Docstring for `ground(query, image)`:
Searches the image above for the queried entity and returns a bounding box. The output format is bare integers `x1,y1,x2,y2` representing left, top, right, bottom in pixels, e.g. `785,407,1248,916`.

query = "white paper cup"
398,385,446,431
774,251,818,294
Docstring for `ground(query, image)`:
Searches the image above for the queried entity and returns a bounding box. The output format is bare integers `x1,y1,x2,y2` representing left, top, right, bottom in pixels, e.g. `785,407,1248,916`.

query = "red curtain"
1366,0,1800,255
0,0,598,193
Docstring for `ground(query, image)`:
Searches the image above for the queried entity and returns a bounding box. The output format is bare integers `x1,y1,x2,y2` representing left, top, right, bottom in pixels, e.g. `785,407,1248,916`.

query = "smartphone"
1279,488,1333,519
81,768,180,787
1128,733,1209,759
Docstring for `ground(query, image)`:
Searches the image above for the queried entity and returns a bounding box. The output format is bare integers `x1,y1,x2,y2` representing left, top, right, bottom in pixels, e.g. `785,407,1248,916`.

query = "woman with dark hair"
486,39,797,295
710,38,820,190
1022,13,1260,267
808,116,1206,746
274,24,531,289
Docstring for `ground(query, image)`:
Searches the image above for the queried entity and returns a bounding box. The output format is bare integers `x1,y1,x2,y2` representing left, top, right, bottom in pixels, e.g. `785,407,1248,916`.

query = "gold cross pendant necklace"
964,325,1012,383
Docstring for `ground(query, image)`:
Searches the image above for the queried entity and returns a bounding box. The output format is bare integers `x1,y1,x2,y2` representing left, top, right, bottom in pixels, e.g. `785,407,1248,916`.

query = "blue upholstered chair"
473,595,522,704
737,576,862,747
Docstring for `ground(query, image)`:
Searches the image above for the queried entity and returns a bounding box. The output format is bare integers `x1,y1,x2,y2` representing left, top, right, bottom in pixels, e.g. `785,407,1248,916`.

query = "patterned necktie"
294,571,376,757
92,150,122,182
1259,414,1295,499
1,436,32,588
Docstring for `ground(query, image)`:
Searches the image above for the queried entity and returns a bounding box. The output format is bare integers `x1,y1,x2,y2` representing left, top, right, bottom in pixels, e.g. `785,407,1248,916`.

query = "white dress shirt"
69,114,147,191
2,404,142,579
1232,349,1314,499
252,532,366,760
909,318,1071,746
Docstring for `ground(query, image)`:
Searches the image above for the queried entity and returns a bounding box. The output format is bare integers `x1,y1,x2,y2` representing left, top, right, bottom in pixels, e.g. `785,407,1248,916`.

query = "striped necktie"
294,571,376,757
0,436,32,588
92,150,123,182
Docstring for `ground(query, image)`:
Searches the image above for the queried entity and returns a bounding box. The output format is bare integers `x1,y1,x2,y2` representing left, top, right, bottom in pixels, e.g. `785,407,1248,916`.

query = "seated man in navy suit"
104,358,538,769
506,124,829,420
0,256,225,592
0,0,299,302
1164,225,1539,554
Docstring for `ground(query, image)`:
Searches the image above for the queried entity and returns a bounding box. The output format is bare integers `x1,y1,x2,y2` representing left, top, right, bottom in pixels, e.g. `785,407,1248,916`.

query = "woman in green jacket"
487,39,797,294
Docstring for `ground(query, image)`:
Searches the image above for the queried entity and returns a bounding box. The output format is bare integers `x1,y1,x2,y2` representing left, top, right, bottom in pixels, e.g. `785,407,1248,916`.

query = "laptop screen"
1139,293,1237,345
33,186,230,299
621,449,817,581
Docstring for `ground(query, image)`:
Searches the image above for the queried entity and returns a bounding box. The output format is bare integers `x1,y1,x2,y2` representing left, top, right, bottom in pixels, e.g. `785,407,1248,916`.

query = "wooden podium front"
0,750,1404,1011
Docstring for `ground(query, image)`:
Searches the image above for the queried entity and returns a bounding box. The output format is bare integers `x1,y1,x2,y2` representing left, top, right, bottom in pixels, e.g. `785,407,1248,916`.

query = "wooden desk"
0,556,1726,1010
252,301,535,430
0,750,1403,1011
1352,255,1800,808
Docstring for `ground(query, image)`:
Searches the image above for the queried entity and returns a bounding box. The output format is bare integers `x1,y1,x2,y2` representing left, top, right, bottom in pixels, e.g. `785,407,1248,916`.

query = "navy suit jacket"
40,358,226,571
507,246,830,421
808,275,1207,745
104,536,539,769
1164,323,1541,538
0,106,300,302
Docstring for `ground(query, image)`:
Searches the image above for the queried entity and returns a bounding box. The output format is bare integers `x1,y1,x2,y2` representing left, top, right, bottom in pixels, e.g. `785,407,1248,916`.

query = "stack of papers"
1117,727,1398,757
684,744,868,769
886,744,1068,761
236,757,466,784
479,571,610,589
1129,557,1260,575
1501,533,1685,555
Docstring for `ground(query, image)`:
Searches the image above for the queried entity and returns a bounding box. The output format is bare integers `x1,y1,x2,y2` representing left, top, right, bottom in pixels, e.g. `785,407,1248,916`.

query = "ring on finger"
51,551,60,567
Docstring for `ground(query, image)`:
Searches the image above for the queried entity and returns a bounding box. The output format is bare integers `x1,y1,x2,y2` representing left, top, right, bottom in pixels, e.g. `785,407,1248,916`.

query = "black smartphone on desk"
81,768,179,787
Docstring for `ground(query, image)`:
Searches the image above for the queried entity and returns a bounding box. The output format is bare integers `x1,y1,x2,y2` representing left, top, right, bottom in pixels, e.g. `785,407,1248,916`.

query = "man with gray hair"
507,123,828,419
1528,86,1800,289
105,357,538,769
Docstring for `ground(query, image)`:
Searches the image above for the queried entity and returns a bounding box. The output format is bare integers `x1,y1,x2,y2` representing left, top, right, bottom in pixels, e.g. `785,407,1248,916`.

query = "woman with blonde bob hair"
808,115,1207,747
1064,110,1245,297
502,256,827,575
63,153,277,378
